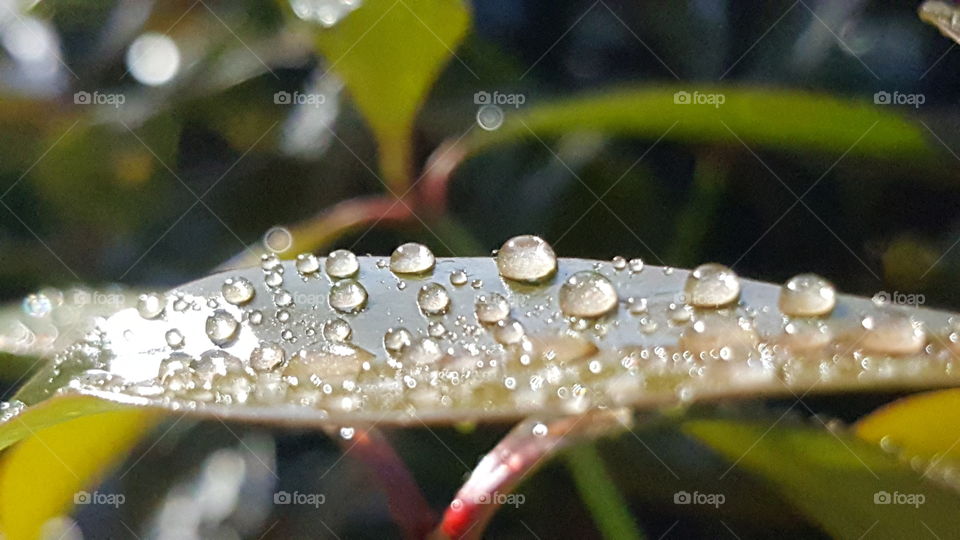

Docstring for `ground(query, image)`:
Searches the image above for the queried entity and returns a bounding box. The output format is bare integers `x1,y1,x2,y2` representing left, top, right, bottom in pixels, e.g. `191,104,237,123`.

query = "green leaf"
856,389,960,464
7,251,960,430
684,419,960,538
465,86,931,160
311,0,471,189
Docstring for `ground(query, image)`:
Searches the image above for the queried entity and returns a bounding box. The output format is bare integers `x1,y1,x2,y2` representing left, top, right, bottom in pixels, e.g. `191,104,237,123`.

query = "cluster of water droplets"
18,235,960,425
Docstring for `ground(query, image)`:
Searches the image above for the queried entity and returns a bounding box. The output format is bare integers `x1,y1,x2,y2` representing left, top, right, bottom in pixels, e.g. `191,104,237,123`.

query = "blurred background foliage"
2,0,960,538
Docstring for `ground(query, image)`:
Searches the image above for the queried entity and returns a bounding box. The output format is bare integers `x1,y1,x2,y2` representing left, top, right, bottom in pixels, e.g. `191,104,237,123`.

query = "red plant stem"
327,426,436,540
432,410,632,540
418,138,469,218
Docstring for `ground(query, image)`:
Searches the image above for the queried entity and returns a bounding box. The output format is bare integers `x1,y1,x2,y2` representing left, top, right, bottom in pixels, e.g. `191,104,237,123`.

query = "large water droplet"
326,249,359,279
221,277,255,305
496,235,557,283
329,280,367,313
559,271,618,318
780,273,836,317
205,310,239,346
417,283,451,315
250,341,286,372
475,293,510,324
684,263,740,307
137,293,166,319
390,243,435,274
295,253,321,275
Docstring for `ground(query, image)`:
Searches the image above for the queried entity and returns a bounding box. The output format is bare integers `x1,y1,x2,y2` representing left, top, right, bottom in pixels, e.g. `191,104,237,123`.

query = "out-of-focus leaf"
856,389,960,464
464,86,931,161
0,395,129,452
684,419,960,538
5,251,960,431
0,402,156,539
310,0,470,189
920,1,960,45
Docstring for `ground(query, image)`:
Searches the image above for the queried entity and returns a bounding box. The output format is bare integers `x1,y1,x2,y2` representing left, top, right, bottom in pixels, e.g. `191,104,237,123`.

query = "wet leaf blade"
684,419,960,538
855,389,960,463
312,0,470,188
0,400,158,539
467,86,931,160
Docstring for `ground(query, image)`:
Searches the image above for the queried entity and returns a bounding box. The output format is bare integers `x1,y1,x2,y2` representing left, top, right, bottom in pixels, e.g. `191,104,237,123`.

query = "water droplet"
22,293,52,317
221,277,255,305
417,283,451,315
684,263,740,307
532,422,548,437
496,235,557,283
329,280,367,313
137,293,166,319
277,309,291,323
390,243,435,274
860,309,926,355
205,310,239,346
494,319,525,345
295,253,321,275
403,337,444,365
559,271,618,318
264,271,284,288
0,400,27,423
626,297,648,315
780,318,833,350
475,293,510,324
384,327,413,353
628,258,644,273
427,321,446,337
326,249,359,278
248,310,264,325
339,426,356,440
679,313,758,358
250,341,286,372
323,318,352,342
450,269,468,286
261,253,281,271
165,328,185,349
126,32,180,86
780,273,836,317
612,256,627,270
289,0,362,28
274,290,293,307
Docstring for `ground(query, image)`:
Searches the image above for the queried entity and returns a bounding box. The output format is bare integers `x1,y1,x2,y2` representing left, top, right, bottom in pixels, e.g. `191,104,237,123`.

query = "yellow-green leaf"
311,0,470,189
465,86,932,161
684,419,960,538
856,389,960,464
0,397,158,539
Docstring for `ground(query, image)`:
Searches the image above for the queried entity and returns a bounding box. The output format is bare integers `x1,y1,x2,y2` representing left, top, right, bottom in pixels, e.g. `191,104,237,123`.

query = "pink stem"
433,410,632,540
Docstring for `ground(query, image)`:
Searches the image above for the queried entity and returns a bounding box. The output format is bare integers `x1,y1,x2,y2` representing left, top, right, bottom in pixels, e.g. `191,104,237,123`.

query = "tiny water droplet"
384,327,413,353
323,318,352,342
450,269,468,286
532,422,548,437
274,289,293,307
326,249,359,278
611,256,627,270
559,271,618,318
221,277,255,305
496,235,557,283
628,258,644,273
248,310,264,325
390,243,435,274
780,273,836,317
264,271,284,288
494,319,525,345
260,253,281,271
250,341,286,372
684,263,740,307
475,293,510,324
295,253,321,275
417,283,451,315
340,426,355,440
205,310,239,346
165,328,185,349
428,321,446,337
137,293,166,319
329,280,367,313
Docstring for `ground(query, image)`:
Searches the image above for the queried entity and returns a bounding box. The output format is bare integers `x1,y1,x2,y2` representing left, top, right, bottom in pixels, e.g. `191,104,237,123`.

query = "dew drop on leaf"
221,277,255,305
417,283,451,315
295,253,321,275
250,341,286,372
684,263,740,307
558,271,618,318
205,310,240,346
326,249,359,279
780,273,836,317
475,293,510,324
329,280,368,313
390,243,435,274
322,318,352,342
496,235,557,283
137,292,166,319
